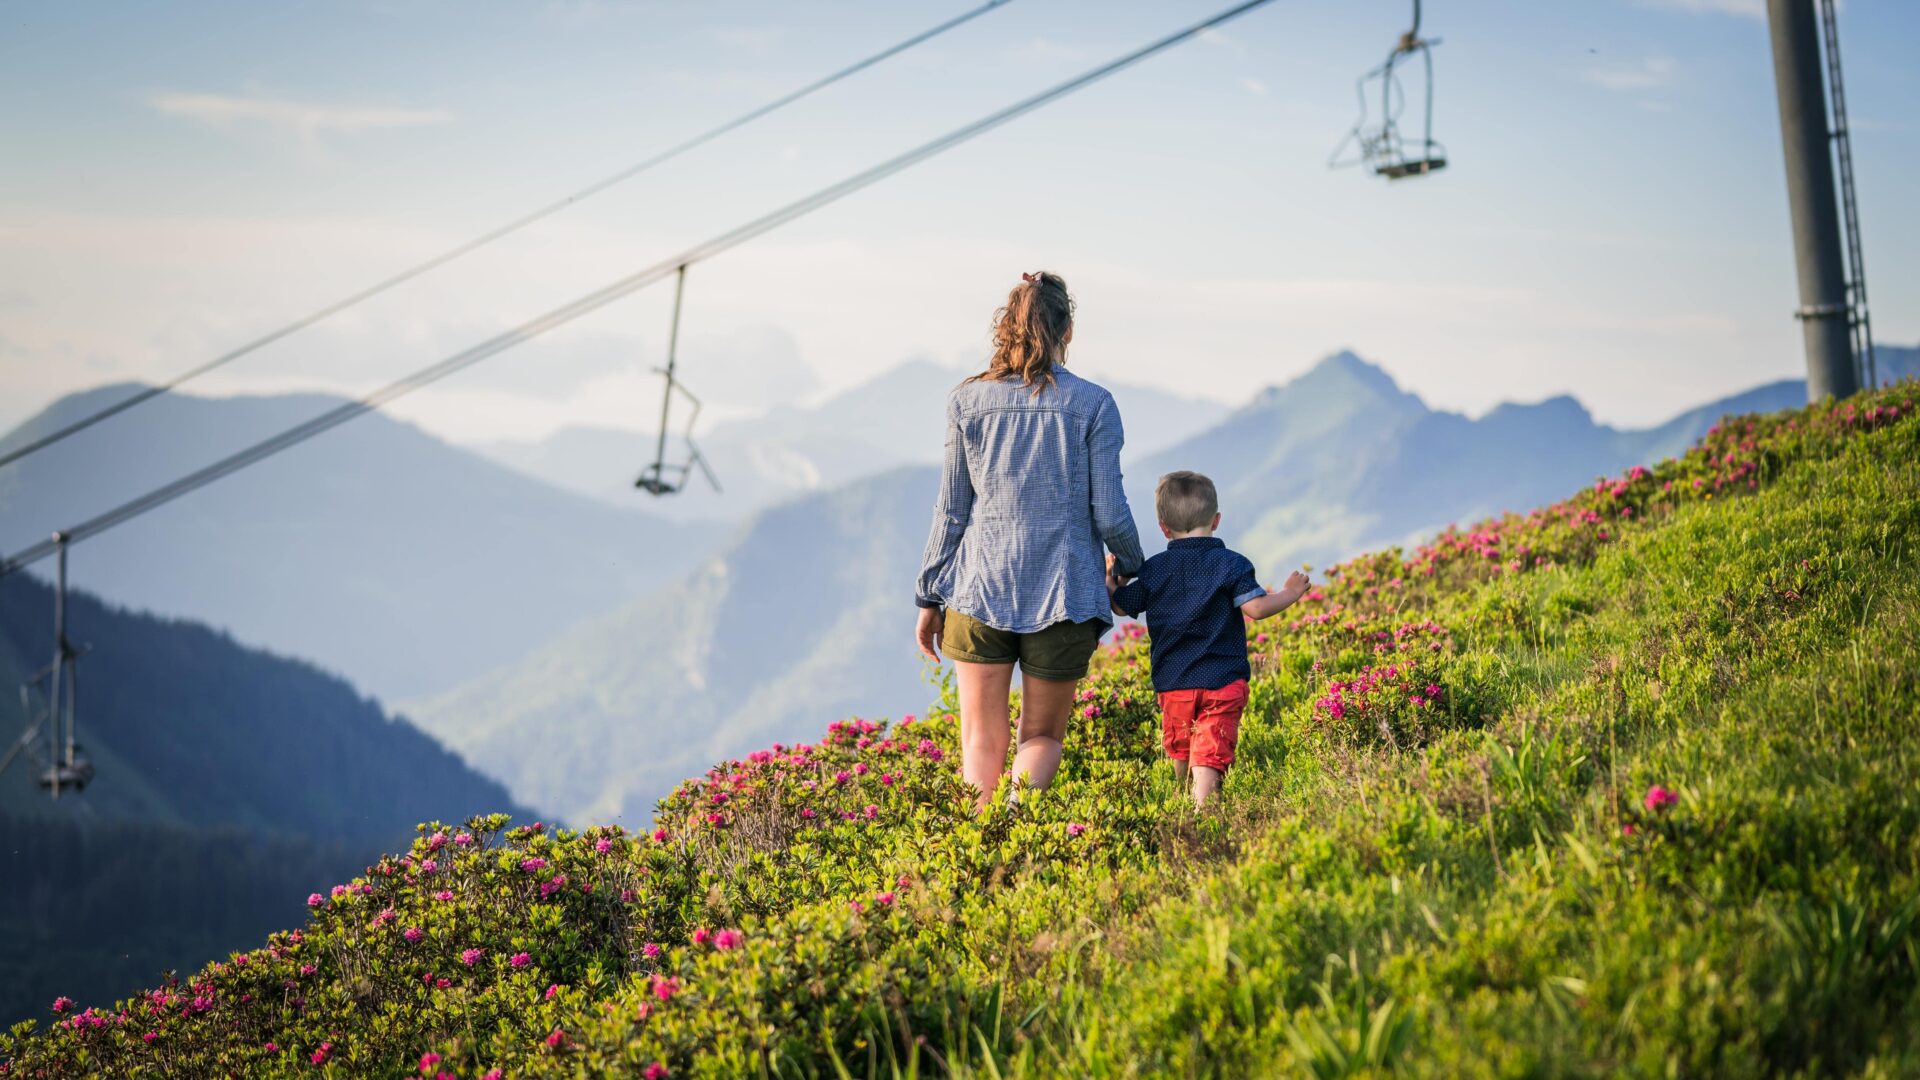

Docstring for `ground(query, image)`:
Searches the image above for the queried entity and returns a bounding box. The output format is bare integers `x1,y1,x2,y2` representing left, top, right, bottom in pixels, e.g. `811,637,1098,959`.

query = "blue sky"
1,0,1914,444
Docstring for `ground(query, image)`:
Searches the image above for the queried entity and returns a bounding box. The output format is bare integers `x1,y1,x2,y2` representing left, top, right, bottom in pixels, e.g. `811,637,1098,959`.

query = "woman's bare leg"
1011,672,1078,793
956,660,1015,812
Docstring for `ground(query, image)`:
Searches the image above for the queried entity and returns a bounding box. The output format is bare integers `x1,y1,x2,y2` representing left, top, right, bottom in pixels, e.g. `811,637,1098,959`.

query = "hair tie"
1021,271,1040,284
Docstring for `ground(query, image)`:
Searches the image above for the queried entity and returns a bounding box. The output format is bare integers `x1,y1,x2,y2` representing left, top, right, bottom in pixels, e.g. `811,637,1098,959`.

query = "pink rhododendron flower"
849,900,866,914
546,1027,566,1049
1644,784,1678,812
651,975,679,1002
546,983,560,1000
714,928,743,950
595,837,613,854
51,997,73,1014
519,857,548,872
510,952,531,969
651,828,669,843
692,928,711,946
1067,823,1088,838
402,927,423,943
307,893,323,908
643,942,662,959
419,1052,441,1072
434,890,453,902
311,1041,333,1065
461,948,485,967
864,804,879,819
1622,823,1637,836
265,1042,279,1053
875,891,896,906
645,1062,671,1079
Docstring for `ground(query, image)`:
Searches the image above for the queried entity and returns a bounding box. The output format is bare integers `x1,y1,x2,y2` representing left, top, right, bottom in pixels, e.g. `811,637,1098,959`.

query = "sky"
1,0,1915,448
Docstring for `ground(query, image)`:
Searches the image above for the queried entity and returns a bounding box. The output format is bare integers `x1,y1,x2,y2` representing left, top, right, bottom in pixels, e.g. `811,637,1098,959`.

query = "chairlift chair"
1330,0,1448,181
634,265,721,497
1,536,93,799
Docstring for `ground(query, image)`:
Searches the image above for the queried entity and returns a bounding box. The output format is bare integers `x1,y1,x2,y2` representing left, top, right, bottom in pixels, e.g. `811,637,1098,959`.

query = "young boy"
1107,470,1310,808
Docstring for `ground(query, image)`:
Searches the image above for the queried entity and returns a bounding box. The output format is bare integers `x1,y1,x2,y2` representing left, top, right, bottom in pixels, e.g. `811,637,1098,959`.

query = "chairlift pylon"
1329,0,1448,180
634,265,721,497
0,534,94,798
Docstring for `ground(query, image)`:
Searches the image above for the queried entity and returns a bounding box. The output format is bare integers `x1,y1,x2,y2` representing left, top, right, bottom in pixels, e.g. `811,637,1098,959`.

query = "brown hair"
1155,471,1219,533
970,270,1074,394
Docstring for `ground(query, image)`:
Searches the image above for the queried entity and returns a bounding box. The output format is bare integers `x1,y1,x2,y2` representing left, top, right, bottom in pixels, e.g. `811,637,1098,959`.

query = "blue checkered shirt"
1111,537,1268,692
915,368,1146,632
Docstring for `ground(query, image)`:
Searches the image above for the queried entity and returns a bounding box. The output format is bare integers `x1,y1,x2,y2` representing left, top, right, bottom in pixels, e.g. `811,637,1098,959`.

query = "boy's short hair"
1156,471,1218,533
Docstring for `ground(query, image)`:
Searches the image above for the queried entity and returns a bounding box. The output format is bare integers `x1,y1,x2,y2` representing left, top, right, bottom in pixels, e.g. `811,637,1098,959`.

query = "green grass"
4,387,1916,1079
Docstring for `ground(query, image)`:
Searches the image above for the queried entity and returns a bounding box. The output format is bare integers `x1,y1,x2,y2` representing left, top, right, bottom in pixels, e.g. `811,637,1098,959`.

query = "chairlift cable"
0,0,1285,578
0,0,1020,472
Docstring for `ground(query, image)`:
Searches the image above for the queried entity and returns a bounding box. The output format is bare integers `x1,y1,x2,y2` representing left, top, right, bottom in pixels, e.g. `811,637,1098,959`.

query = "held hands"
1105,553,1128,595
915,607,944,662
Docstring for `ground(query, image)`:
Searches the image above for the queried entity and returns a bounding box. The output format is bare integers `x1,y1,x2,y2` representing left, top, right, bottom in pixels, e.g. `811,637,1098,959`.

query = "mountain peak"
1485,393,1593,427
1246,350,1422,415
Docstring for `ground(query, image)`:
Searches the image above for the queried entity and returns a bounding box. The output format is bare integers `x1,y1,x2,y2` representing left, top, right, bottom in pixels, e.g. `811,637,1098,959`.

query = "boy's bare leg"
1172,759,1191,789
1191,766,1223,809
1010,673,1077,793
956,661,1014,813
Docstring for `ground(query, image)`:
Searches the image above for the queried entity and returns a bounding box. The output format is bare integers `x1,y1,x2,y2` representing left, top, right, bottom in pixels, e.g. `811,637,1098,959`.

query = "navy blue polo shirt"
1111,536,1267,693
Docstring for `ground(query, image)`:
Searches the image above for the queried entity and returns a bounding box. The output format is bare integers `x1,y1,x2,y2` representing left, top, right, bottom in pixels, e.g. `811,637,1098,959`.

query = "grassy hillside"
5,384,1916,1077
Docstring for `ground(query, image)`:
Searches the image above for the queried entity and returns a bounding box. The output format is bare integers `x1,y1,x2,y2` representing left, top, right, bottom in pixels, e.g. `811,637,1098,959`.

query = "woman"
914,270,1145,811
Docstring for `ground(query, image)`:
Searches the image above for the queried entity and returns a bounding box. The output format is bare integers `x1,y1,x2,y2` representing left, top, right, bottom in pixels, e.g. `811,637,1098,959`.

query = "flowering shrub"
4,382,1916,1078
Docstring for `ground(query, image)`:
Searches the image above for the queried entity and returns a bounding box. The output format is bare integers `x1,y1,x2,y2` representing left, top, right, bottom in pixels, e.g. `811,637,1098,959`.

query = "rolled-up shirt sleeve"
1089,394,1145,577
1230,556,1267,608
915,397,973,609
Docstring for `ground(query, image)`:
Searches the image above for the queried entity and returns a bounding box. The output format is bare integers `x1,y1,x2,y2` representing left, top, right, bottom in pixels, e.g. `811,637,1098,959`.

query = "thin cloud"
148,91,452,138
1634,0,1764,18
1581,55,1677,91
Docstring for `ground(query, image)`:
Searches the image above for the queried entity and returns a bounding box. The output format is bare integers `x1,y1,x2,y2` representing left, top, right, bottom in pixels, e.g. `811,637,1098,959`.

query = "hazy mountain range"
409,348,1919,823
472,358,1230,521
0,386,712,701
5,347,1912,826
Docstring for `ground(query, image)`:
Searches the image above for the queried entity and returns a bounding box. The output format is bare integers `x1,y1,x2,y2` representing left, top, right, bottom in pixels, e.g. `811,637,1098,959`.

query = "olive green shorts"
941,610,1105,681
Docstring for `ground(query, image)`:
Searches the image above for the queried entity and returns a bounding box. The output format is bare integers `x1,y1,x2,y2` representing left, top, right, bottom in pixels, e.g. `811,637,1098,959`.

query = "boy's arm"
1241,570,1311,621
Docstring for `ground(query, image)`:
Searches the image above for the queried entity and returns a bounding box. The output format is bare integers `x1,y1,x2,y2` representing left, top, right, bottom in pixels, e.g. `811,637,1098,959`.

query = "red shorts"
1157,680,1248,773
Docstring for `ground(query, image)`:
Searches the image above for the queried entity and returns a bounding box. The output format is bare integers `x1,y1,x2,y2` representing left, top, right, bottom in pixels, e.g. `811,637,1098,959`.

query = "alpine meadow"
6,381,1916,1078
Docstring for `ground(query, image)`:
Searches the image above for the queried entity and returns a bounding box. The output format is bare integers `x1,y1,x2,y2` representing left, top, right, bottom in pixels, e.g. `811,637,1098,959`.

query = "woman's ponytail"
972,270,1074,394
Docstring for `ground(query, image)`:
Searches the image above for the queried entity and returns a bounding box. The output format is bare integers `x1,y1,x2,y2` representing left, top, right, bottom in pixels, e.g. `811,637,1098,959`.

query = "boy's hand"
1281,569,1311,600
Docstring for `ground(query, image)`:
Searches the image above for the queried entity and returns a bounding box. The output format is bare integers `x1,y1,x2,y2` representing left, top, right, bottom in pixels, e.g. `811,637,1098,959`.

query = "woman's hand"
915,607,945,661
